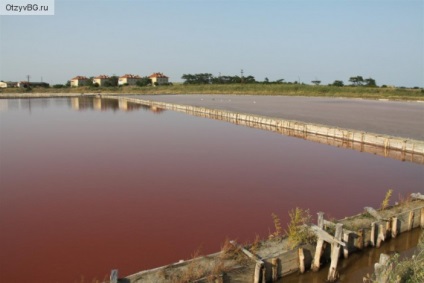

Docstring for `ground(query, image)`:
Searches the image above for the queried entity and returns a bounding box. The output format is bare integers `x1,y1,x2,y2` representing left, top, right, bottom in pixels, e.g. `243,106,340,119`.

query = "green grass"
1,84,423,100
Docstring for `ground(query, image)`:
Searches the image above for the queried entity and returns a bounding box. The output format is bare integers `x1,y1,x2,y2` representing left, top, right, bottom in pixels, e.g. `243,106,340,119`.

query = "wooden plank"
310,225,346,247
364,207,389,221
230,240,264,283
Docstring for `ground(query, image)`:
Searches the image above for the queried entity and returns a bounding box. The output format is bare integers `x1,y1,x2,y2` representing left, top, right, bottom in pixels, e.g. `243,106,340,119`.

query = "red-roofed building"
70,76,90,87
149,73,169,85
118,74,142,86
93,75,111,87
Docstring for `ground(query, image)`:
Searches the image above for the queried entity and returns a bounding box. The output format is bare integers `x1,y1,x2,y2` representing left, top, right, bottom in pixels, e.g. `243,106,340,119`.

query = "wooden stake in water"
311,212,325,271
110,269,118,283
271,258,278,282
327,224,343,282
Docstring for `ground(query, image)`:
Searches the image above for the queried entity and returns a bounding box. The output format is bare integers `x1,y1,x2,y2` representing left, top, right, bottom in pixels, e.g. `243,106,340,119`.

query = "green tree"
136,77,151,87
103,80,112,87
85,79,94,87
311,80,321,86
332,80,344,87
349,76,364,86
181,73,213,84
364,78,377,87
109,76,119,87
243,75,256,83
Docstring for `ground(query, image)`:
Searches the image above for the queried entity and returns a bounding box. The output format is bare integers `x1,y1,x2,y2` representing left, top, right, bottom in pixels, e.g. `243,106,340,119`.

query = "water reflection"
69,97,165,113
0,97,165,114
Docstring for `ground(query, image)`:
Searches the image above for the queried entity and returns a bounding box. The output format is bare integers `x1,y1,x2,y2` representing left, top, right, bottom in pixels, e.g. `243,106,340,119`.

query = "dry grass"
269,213,283,240
285,207,315,249
219,238,246,263
380,189,393,210
2,84,423,100
250,234,262,254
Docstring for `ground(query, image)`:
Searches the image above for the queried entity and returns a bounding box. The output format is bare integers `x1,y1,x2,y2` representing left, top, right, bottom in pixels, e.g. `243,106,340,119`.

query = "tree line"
181,73,380,87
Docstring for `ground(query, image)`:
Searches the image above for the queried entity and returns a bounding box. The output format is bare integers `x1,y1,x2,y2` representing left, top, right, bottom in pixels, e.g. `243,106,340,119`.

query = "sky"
0,0,423,87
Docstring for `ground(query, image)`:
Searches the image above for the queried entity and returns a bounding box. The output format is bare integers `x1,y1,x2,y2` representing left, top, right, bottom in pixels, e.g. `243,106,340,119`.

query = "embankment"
103,95,424,164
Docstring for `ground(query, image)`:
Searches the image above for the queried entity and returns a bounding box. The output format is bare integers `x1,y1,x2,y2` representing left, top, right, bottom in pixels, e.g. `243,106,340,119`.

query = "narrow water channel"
281,228,422,283
0,98,422,282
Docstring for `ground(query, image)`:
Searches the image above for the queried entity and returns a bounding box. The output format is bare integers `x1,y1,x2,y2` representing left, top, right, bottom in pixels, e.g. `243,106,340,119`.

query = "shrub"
286,207,314,249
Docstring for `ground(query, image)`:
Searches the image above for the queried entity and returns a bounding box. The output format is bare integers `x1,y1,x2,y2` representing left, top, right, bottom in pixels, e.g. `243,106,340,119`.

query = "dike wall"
103,96,424,165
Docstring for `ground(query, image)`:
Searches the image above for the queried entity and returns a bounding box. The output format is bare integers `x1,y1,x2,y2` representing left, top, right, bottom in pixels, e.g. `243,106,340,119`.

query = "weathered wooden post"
376,222,385,248
298,247,305,273
327,223,343,282
110,269,118,283
254,262,263,283
408,211,414,231
311,212,325,271
262,265,266,283
391,217,398,238
370,222,377,247
342,231,351,258
271,258,278,282
421,208,424,228
357,228,364,249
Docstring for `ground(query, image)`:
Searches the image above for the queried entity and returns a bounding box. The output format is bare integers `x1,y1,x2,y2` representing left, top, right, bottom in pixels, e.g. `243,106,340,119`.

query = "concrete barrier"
102,96,424,164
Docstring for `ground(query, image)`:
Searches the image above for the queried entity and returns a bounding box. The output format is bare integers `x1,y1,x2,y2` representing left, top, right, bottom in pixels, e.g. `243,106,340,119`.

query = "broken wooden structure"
119,193,423,283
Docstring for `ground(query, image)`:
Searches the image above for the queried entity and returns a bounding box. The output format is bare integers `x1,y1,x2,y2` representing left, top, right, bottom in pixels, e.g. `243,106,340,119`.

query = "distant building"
0,81,18,88
118,74,142,86
93,75,111,87
18,81,49,88
149,73,169,85
70,76,91,87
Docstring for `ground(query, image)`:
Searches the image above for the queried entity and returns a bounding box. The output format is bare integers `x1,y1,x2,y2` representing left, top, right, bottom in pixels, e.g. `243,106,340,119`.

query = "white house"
0,81,18,88
93,75,111,87
149,73,169,85
70,76,90,87
118,74,142,86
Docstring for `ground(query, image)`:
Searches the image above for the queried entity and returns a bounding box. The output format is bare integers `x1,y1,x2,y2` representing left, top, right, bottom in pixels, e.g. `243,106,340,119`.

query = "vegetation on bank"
1,83,423,101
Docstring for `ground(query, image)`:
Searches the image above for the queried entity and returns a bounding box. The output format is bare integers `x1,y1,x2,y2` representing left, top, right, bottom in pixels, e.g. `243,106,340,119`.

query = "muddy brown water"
281,228,422,283
0,98,423,282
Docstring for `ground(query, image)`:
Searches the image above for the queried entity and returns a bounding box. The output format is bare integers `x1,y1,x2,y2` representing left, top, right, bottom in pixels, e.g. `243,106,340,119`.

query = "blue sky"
0,0,423,87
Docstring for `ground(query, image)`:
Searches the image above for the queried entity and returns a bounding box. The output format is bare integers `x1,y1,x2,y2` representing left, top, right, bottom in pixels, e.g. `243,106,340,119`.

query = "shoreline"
1,82,423,101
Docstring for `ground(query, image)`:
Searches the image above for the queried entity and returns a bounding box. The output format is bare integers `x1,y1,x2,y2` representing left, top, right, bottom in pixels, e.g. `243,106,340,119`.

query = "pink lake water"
0,98,422,282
